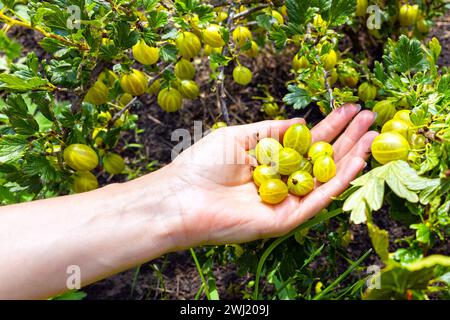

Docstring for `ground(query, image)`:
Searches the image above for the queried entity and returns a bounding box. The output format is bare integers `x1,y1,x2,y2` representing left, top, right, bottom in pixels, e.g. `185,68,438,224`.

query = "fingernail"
373,112,378,121
355,104,362,112
364,162,368,169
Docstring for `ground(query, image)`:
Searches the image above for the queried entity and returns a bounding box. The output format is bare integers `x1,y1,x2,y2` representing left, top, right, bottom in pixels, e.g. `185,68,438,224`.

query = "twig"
110,60,177,124
321,67,335,110
71,60,109,113
232,4,269,21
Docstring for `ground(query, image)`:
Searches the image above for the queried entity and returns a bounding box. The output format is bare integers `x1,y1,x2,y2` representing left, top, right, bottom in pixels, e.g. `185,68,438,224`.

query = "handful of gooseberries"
252,124,337,205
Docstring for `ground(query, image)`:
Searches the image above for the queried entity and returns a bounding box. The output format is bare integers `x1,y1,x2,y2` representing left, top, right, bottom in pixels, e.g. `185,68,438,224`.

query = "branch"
71,60,109,113
232,3,269,21
110,60,177,124
322,68,335,110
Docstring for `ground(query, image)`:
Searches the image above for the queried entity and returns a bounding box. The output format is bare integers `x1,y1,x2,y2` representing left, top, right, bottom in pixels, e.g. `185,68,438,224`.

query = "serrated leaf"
0,135,28,163
283,85,311,109
22,156,58,183
324,0,355,26
159,44,178,62
392,35,428,73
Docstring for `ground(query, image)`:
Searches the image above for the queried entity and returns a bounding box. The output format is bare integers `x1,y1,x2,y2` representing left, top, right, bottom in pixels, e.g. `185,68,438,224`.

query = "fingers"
333,110,377,161
310,104,361,143
294,156,366,222
232,118,305,150
336,131,379,170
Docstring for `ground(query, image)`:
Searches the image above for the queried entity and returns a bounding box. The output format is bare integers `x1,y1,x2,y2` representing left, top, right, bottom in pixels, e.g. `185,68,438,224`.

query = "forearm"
0,165,184,299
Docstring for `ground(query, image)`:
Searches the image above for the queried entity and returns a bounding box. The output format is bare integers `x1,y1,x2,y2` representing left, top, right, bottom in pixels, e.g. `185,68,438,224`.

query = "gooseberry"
233,65,252,85
132,39,159,65
174,59,196,80
232,26,252,47
399,4,419,27
262,103,279,117
253,165,281,187
157,88,183,112
409,133,426,149
308,141,334,163
120,69,148,96
320,49,337,71
84,81,109,105
373,100,396,126
243,41,259,58
283,124,312,155
212,122,227,130
64,144,99,171
356,0,368,17
72,171,99,193
175,31,201,59
148,79,161,96
103,153,125,175
203,24,225,48
275,147,302,175
287,171,314,196
258,179,288,205
178,80,200,99
292,54,309,71
371,132,410,164
313,155,336,183
381,119,410,138
339,67,359,87
255,138,283,165
393,110,414,127
358,82,377,102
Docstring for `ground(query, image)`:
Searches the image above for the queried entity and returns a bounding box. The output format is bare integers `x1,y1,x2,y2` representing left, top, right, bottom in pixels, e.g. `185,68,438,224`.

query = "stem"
190,248,211,300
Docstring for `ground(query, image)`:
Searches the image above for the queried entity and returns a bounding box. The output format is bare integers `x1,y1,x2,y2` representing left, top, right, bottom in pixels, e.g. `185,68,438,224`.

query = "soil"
2,11,449,300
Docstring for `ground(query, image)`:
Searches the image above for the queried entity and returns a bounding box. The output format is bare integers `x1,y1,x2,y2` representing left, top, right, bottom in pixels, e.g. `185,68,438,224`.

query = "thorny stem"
232,4,269,21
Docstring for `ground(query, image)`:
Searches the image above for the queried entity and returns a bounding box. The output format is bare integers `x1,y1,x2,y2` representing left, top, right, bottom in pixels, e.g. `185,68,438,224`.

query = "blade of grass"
313,248,372,300
190,248,211,300
253,208,343,300
129,265,141,299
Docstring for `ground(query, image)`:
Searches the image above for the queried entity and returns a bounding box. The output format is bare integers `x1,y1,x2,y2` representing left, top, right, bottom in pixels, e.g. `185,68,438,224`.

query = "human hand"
149,104,378,249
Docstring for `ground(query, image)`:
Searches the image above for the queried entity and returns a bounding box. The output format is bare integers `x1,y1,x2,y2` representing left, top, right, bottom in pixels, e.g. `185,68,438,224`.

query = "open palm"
169,104,378,247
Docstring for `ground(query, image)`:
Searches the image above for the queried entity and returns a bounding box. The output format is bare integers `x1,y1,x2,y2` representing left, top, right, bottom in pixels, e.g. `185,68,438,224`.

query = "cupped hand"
167,104,378,248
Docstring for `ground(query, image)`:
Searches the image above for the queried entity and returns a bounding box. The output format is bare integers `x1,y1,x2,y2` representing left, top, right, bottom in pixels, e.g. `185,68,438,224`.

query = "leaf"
324,0,356,26
159,43,178,62
410,224,431,245
285,0,311,25
283,85,312,110
4,94,40,135
22,156,59,183
428,37,441,65
0,135,28,163
392,35,428,73
364,255,450,300
147,11,168,29
113,21,140,49
268,25,287,50
0,74,49,91
209,52,231,66
367,223,389,262
255,14,272,31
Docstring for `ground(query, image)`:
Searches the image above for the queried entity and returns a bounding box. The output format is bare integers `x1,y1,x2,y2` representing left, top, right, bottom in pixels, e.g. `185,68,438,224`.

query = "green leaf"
113,21,140,49
283,85,312,110
367,223,389,262
410,223,431,245
324,0,355,26
22,156,59,183
159,44,178,62
255,14,272,31
0,74,49,91
0,135,28,163
268,25,287,49
147,11,168,29
364,255,450,300
390,35,428,73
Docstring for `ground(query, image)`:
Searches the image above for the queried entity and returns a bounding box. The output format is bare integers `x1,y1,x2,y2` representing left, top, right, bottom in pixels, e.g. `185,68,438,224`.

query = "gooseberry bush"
0,0,449,300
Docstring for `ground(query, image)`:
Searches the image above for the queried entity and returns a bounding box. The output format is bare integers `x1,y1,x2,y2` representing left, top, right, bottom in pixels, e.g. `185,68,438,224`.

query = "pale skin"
0,104,378,299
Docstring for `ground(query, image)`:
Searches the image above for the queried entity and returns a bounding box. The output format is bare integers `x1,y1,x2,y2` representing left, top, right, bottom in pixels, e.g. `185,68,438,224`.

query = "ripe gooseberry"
371,132,410,164
64,144,99,171
283,124,312,155
175,31,201,59
72,171,99,193
148,79,161,96
202,24,225,48
287,171,314,196
308,141,334,163
232,26,252,47
313,155,336,183
174,59,196,80
275,147,302,175
399,4,419,27
243,41,259,58
338,67,359,87
298,157,313,174
120,69,148,96
132,39,159,65
253,165,281,187
409,133,426,149
233,65,252,85
393,110,414,127
356,0,368,17
320,49,337,71
372,100,396,126
255,138,283,165
258,179,288,205
103,153,125,175
262,103,279,117
178,80,200,99
271,10,284,24
381,119,410,138
84,81,109,105
157,88,183,112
